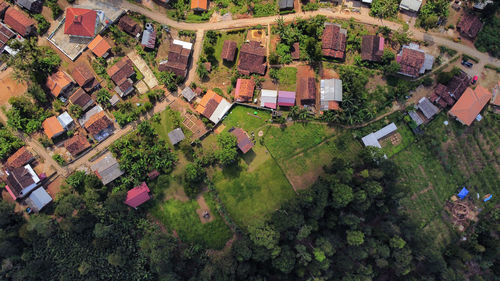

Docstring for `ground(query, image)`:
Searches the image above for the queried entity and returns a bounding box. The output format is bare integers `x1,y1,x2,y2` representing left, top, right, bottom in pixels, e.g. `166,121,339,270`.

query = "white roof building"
320,78,342,111
173,39,193,50
209,99,232,124
25,187,52,213
260,89,278,109
399,0,422,12
78,105,103,126
57,111,73,130
361,123,398,149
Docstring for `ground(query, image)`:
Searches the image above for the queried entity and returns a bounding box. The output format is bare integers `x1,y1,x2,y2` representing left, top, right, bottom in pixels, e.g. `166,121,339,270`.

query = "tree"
272,247,296,273
69,104,83,118
249,224,281,257
381,49,395,64
475,16,500,58
370,0,399,18
197,60,209,79
27,84,48,104
157,71,179,92
96,89,111,108
346,230,365,246
184,163,206,198
384,61,401,75
7,96,49,134
215,132,238,166
0,125,23,160
331,184,354,208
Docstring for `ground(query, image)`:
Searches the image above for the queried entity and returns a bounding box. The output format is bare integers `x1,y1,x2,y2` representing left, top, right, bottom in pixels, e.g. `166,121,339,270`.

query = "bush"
475,16,500,58
34,14,50,35
370,0,399,19
38,136,53,148
422,76,434,87
253,3,277,17
47,0,62,19
52,154,66,166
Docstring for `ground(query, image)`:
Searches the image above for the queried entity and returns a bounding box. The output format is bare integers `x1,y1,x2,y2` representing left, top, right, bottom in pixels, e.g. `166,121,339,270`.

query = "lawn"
263,122,336,160
152,107,191,148
380,122,415,158
211,145,295,229
150,187,233,249
222,105,271,133
277,67,297,92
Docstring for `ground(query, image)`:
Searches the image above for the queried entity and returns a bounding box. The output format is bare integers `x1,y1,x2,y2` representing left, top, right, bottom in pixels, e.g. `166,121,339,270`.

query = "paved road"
113,1,500,67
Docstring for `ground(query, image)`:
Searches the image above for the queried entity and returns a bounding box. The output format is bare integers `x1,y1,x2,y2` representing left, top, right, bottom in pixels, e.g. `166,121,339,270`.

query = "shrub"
52,154,66,166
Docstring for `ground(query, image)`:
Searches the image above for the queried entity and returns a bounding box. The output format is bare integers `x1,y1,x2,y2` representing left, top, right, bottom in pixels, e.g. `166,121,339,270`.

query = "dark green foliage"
157,71,181,92
46,0,62,19
253,3,277,17
52,154,66,166
113,102,139,127
69,104,83,119
370,0,399,18
215,131,238,166
33,14,50,35
436,67,461,85
7,96,49,134
110,122,177,186
26,84,47,104
96,88,111,108
184,163,206,198
0,124,23,160
475,15,500,58
417,0,449,29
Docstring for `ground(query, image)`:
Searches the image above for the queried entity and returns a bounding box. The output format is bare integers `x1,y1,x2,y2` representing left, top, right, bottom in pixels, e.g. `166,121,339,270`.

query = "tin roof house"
320,78,342,111
397,44,434,78
4,164,41,200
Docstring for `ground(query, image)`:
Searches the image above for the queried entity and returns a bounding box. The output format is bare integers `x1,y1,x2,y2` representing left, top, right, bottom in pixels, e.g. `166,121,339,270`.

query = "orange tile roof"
191,0,207,10
87,35,111,57
42,116,64,139
196,90,221,115
449,86,492,126
491,81,500,106
46,71,72,97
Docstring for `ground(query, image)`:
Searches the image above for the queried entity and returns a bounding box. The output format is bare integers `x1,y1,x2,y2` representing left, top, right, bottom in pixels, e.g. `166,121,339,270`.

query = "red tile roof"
230,127,254,154
69,88,94,110
4,7,34,36
398,47,425,77
107,56,135,84
42,116,64,139
191,0,208,10
87,35,111,57
6,147,34,169
64,8,97,37
234,78,255,102
221,40,237,62
46,71,73,97
84,111,113,136
450,86,492,126
322,24,346,59
125,182,151,208
457,13,483,39
72,63,96,88
238,41,266,75
118,15,141,36
64,134,91,156
291,42,300,60
159,43,191,78
361,35,384,61
298,77,316,103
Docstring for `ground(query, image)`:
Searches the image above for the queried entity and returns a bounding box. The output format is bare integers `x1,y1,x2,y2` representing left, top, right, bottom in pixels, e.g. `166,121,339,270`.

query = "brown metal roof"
221,40,237,62
6,147,34,169
238,41,266,75
64,134,91,156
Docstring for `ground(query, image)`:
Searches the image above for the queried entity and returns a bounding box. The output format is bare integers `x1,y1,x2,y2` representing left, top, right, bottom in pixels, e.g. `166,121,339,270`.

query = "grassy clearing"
263,122,335,160
380,122,415,158
152,108,191,147
277,67,297,92
150,189,232,249
222,105,272,133
212,147,295,229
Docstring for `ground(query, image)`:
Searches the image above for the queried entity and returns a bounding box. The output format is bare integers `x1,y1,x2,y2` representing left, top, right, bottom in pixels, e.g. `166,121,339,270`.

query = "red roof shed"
124,182,151,208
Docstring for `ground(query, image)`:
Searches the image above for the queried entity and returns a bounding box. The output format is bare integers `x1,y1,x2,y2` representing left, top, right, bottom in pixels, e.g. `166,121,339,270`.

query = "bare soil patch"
46,176,63,199
0,68,27,106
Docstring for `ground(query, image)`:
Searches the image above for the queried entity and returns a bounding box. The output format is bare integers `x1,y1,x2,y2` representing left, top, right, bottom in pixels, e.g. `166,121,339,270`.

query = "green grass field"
152,108,191,148
380,122,415,158
222,106,271,133
277,67,297,92
150,191,232,249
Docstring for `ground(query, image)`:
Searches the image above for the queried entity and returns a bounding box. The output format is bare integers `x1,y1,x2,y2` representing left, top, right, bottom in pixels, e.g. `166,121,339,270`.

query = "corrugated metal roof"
210,99,231,124
399,0,422,11
408,110,424,126
168,128,185,145
418,97,439,119
57,112,73,129
25,187,52,212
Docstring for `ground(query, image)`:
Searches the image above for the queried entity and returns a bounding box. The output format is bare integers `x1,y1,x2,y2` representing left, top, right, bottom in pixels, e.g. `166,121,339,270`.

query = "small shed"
181,87,196,102
25,187,52,213
417,97,439,120
125,182,151,208
109,94,120,107
408,110,424,126
168,128,185,145
458,187,469,200
260,89,278,109
279,0,294,10
320,78,342,111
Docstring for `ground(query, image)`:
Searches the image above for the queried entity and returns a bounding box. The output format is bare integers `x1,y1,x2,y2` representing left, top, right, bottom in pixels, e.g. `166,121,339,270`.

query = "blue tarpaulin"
458,187,469,199
483,195,492,202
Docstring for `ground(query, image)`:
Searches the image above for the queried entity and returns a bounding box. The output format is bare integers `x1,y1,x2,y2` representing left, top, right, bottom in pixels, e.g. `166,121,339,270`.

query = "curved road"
113,0,500,67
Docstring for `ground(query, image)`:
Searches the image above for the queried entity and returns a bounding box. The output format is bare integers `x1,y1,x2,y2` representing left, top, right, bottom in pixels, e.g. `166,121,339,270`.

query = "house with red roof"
396,43,434,78
234,78,255,102
125,182,151,208
64,7,97,38
449,86,492,126
229,127,254,154
322,24,346,59
4,7,34,36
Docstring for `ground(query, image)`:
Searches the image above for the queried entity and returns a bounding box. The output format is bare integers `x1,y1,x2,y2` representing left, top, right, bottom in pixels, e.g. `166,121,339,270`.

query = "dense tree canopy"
7,96,50,134
475,12,500,58
0,124,23,160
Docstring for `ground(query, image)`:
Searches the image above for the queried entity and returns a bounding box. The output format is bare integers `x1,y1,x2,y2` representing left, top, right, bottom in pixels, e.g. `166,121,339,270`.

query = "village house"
322,23,347,59
141,23,156,50
298,77,317,105
87,35,111,58
361,35,384,62
399,0,422,12
409,97,440,126
279,0,294,10
46,70,74,98
277,91,296,107
261,89,278,109
362,123,398,149
6,146,34,169
0,23,15,54
158,39,192,79
69,89,95,111
125,182,151,208
181,87,196,102
430,71,470,108
118,15,142,37
238,41,266,76
107,56,135,97
229,127,254,154
320,78,342,111
109,94,120,107
490,82,500,113
84,111,114,142
221,40,237,62
4,164,41,200
191,0,208,12
4,7,35,36
42,116,65,140
196,90,232,124
91,152,124,185
396,43,434,78
57,112,74,131
0,0,9,18
72,63,100,93
234,78,255,102
115,77,134,97
15,0,42,13
25,187,52,213
64,7,98,38
449,86,492,126
168,128,185,146
457,13,483,39
64,134,91,157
